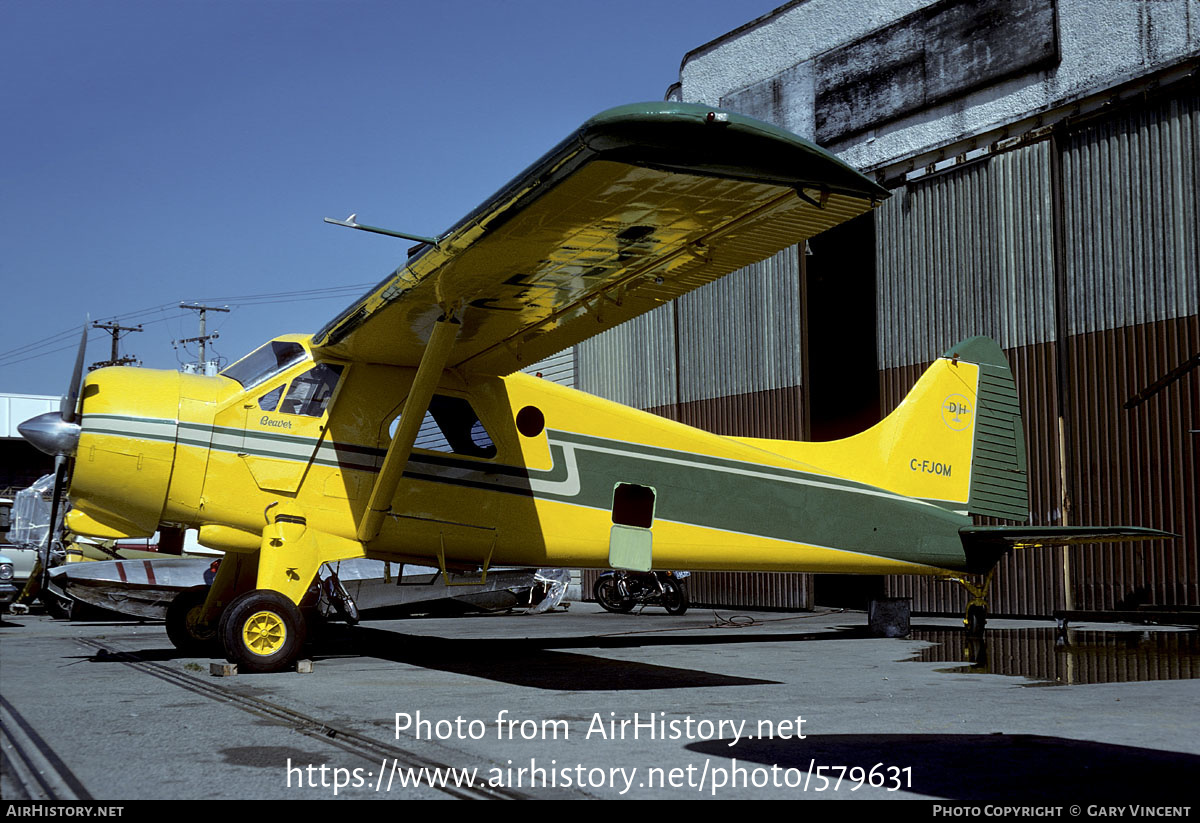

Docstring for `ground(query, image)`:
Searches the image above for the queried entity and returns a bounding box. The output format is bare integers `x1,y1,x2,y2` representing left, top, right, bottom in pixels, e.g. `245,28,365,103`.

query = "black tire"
662,578,689,615
219,590,306,673
164,590,220,652
965,603,987,637
166,585,220,654
593,577,634,613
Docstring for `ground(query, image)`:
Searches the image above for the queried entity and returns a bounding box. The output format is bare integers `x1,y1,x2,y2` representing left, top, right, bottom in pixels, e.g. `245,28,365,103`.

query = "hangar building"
570,0,1198,616
1,393,57,534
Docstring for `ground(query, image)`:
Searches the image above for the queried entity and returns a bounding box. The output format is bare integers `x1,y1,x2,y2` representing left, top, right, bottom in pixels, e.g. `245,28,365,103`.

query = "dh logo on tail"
941,394,973,431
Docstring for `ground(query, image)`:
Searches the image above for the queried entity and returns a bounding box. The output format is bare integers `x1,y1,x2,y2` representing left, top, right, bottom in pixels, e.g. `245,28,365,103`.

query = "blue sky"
1,0,778,395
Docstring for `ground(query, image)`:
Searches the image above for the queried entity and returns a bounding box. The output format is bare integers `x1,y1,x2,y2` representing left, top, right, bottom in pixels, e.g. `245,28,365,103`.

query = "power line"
0,314,179,369
89,321,143,371
0,282,377,368
176,303,229,371
0,302,177,362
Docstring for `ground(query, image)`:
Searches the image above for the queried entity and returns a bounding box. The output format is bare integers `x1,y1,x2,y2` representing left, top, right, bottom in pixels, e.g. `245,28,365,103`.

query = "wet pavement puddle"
908,626,1200,685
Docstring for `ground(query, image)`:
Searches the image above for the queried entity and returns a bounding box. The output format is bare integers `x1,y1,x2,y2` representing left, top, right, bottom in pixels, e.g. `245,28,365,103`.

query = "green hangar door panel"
244,363,345,493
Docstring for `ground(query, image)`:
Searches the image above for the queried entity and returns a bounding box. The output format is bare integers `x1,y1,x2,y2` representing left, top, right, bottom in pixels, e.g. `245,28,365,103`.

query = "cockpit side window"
221,341,305,389
257,385,284,411
278,363,344,417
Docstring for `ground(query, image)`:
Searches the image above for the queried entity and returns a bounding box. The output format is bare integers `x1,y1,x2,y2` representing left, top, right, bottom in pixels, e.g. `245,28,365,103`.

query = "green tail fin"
948,337,1028,521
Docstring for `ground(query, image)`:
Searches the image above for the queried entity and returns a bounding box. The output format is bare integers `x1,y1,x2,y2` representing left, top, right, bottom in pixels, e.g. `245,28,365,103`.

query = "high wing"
311,102,890,375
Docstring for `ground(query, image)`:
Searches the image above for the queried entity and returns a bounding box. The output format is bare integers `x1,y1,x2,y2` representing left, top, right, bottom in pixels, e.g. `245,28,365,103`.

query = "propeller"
61,318,88,424
15,322,88,608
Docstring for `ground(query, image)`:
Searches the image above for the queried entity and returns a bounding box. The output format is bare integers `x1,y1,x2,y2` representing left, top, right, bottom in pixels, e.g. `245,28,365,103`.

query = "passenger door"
240,362,346,493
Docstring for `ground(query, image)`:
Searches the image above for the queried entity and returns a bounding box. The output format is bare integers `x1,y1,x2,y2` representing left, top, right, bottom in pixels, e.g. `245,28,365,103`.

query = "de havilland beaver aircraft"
20,102,1168,672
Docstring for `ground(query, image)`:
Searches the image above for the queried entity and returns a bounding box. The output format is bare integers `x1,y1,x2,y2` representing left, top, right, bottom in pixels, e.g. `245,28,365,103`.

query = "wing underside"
311,102,889,375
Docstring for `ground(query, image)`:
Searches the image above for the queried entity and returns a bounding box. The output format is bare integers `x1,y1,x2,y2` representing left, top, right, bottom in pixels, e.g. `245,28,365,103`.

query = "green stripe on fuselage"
538,433,970,570
86,414,971,571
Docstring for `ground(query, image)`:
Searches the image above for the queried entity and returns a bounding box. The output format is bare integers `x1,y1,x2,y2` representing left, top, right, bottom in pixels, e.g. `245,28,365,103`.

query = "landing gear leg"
948,568,996,638
166,554,257,655
216,507,365,673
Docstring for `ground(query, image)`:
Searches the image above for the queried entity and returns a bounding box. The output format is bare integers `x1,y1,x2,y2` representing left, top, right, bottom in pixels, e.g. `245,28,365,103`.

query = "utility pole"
177,303,230,373
89,321,142,370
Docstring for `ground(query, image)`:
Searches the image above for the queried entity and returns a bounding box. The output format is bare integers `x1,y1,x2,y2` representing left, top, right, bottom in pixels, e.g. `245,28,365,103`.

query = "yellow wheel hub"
242,610,287,656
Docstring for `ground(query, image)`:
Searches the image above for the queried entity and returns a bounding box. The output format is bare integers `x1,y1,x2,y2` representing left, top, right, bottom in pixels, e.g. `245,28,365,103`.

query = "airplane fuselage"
65,335,973,580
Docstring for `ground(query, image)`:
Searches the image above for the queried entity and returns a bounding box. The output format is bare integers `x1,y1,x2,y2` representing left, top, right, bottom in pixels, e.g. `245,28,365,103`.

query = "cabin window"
257,385,284,411
258,386,283,412
278,363,344,417
392,394,496,459
222,341,305,389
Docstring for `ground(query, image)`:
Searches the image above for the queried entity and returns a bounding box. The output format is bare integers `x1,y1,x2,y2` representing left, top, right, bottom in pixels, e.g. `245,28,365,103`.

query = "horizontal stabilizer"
960,526,1176,574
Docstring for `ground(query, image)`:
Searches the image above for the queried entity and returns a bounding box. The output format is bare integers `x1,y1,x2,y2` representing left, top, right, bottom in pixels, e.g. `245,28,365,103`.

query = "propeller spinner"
18,321,88,457
15,322,88,604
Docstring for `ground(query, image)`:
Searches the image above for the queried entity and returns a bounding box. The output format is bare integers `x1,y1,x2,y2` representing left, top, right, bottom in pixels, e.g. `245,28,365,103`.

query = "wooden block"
296,659,314,673
209,662,238,677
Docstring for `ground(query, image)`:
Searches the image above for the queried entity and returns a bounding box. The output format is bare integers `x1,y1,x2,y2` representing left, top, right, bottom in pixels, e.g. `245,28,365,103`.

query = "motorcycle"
593,570,690,615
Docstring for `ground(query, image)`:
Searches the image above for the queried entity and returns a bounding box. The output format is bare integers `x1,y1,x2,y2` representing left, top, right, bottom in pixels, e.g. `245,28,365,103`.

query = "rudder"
957,337,1027,521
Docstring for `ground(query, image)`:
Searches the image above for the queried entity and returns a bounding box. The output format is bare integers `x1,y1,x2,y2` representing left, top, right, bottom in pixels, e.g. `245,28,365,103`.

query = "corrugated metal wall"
575,84,1197,618
576,246,803,416
671,248,805,439
876,143,1057,369
522,349,577,388
683,570,811,610
577,304,677,410
1058,88,1199,610
877,141,1065,616
676,249,802,403
1061,93,1198,337
880,86,1199,615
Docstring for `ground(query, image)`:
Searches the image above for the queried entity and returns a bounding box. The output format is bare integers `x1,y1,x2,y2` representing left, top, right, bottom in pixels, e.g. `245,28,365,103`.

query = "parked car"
0,542,37,587
0,553,17,608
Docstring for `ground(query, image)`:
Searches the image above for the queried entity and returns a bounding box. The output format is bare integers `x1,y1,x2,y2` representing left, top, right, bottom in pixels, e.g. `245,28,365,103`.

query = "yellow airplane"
18,102,1168,672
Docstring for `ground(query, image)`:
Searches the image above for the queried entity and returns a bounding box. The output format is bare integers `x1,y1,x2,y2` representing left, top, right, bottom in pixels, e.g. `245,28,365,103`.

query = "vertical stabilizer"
757,336,1028,521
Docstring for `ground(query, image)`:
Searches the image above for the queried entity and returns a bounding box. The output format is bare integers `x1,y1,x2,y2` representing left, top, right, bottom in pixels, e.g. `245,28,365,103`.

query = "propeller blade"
61,321,88,424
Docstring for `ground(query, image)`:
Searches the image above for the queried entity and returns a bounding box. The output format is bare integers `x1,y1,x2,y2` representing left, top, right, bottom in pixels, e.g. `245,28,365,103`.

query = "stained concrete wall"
678,0,1200,172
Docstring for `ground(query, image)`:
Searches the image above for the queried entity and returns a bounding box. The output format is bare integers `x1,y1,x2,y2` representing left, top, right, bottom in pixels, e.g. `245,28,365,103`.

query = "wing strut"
356,316,461,542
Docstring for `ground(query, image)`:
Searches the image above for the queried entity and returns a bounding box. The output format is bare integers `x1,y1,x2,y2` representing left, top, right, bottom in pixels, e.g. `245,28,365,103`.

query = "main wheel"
662,578,689,615
165,585,220,654
964,603,987,637
593,577,634,613
219,590,306,673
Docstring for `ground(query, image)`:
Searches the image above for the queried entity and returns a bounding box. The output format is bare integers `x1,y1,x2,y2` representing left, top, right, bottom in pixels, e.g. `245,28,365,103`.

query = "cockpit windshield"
220,341,306,389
